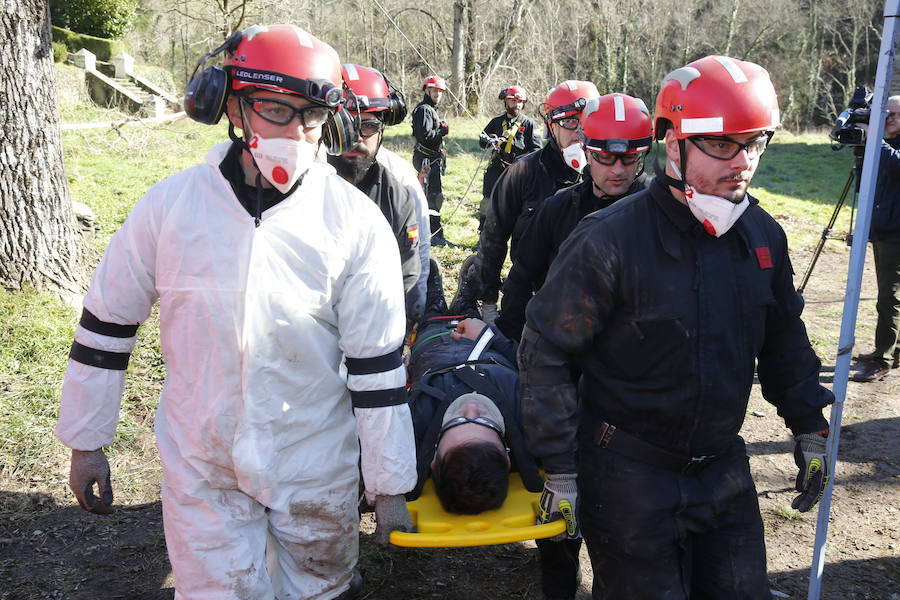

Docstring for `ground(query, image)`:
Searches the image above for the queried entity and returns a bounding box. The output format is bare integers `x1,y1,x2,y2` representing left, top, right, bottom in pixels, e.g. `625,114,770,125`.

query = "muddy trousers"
536,537,583,599
872,238,900,364
578,437,771,600
159,440,359,600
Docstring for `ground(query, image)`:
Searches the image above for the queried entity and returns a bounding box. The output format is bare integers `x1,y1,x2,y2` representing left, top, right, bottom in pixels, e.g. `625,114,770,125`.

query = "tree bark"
450,0,465,103
0,0,83,300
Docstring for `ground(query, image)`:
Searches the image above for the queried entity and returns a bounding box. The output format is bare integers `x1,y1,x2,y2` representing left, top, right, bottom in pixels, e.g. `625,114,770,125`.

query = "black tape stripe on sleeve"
351,387,407,409
69,341,131,371
79,309,139,338
345,348,403,376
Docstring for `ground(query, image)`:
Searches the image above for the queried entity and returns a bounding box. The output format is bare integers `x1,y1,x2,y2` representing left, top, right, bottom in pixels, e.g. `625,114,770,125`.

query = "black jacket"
356,162,422,321
496,176,647,341
870,136,900,241
411,94,444,155
519,178,833,474
406,320,542,499
475,138,582,302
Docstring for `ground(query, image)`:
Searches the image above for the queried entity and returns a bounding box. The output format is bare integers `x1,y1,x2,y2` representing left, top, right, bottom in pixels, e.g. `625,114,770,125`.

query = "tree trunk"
450,0,465,104
0,0,83,300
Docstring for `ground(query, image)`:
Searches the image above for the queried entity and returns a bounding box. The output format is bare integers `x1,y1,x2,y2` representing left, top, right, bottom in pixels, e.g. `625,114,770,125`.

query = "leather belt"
593,420,719,475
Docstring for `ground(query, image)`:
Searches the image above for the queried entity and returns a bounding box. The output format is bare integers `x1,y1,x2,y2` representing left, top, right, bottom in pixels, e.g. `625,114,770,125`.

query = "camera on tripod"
830,87,873,146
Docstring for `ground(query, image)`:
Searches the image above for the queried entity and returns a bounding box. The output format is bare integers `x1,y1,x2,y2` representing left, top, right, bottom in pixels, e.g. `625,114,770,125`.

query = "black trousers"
578,437,771,600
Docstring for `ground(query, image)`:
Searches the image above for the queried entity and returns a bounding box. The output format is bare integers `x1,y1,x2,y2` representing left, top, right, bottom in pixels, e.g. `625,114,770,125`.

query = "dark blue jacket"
870,137,900,241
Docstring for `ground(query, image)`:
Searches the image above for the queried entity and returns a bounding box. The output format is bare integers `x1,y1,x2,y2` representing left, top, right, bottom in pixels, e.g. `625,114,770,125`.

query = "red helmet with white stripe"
580,93,653,154
542,80,600,122
422,75,447,91
224,24,343,108
654,55,780,140
500,85,527,102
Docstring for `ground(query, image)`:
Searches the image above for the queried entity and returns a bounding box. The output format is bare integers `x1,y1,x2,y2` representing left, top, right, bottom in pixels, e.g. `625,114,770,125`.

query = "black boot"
430,215,449,247
424,258,448,315
448,255,481,318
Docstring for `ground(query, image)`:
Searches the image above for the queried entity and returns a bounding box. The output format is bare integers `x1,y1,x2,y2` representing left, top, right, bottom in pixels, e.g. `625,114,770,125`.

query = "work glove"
69,448,115,515
439,121,449,136
792,432,829,512
479,131,491,148
481,302,499,326
538,473,579,541
373,494,413,550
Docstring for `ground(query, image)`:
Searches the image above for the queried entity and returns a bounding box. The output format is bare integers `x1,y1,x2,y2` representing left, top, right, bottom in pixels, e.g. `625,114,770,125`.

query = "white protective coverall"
377,147,430,320
56,142,417,600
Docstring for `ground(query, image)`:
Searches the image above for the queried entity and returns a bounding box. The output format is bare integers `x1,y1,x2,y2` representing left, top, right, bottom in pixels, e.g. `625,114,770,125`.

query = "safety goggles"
887,111,900,120
688,132,772,161
547,98,587,130
359,118,384,138
242,96,331,128
587,149,645,166
437,415,504,442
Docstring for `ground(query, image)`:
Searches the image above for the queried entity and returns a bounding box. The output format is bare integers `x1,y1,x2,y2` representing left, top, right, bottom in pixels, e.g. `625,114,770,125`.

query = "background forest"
52,0,888,130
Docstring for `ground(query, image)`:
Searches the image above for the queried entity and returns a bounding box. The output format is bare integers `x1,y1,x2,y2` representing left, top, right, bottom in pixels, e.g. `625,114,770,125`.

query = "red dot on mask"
703,220,717,236
272,166,289,184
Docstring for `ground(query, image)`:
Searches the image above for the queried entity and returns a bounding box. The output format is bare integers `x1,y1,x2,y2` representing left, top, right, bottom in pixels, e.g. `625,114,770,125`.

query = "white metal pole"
807,2,899,598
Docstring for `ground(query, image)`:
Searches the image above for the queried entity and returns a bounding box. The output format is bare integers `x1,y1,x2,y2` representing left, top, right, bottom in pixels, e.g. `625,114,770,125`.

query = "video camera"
830,87,873,146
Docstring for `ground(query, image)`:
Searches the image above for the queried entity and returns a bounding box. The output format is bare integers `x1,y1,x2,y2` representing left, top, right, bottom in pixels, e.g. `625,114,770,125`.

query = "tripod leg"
797,168,854,294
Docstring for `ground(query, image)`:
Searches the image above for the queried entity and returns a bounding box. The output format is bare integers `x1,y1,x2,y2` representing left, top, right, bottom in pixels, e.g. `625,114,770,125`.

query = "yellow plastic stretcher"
389,473,565,548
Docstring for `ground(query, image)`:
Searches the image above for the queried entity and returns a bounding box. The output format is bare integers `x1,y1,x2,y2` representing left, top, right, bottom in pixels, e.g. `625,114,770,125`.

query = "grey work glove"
792,432,829,512
373,494,412,550
538,473,580,541
481,302,499,326
69,448,115,514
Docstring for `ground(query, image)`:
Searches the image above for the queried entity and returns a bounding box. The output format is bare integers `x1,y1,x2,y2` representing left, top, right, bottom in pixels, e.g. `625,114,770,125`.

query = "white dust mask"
670,160,748,237
562,143,586,173
247,134,317,194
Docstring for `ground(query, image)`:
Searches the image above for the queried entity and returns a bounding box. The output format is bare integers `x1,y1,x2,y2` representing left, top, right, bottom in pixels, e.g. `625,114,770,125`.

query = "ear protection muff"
380,73,407,126
184,30,243,125
322,103,361,155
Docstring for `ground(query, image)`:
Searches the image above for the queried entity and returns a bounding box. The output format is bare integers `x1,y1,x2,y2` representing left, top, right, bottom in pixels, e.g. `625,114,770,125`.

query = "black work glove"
792,432,829,512
538,473,579,541
373,494,412,549
439,121,449,136
69,448,115,514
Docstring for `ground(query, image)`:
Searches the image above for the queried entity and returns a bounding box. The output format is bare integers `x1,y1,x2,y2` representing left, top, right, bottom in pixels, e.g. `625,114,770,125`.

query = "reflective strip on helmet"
345,64,360,80
682,116,723,133
614,95,625,121
714,56,748,83
770,109,781,128
293,27,313,48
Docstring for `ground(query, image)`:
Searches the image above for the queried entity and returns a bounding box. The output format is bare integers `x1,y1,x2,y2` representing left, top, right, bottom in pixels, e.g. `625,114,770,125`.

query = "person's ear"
226,96,243,131
665,128,681,163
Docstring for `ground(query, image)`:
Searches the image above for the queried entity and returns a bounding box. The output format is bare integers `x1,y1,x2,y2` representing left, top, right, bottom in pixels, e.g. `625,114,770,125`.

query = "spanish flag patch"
407,225,419,243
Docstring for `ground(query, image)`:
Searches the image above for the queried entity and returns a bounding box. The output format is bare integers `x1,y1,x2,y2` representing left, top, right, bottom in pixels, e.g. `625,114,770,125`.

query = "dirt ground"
1,213,898,599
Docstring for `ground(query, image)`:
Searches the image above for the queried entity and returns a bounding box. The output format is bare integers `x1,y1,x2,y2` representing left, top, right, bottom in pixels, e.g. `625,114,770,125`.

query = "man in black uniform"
519,55,834,599
409,262,577,599
412,75,451,246
406,262,542,513
852,94,900,382
478,85,541,231
471,80,600,324
329,64,421,323
496,93,652,341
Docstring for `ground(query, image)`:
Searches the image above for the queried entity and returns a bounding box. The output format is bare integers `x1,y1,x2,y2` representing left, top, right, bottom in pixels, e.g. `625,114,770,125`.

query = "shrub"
51,0,135,40
52,41,68,63
52,26,131,62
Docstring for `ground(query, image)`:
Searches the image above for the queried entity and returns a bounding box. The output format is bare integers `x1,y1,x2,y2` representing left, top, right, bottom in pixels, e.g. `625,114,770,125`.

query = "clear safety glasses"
587,149,645,166
688,132,772,161
359,118,384,138
242,97,331,128
437,416,504,442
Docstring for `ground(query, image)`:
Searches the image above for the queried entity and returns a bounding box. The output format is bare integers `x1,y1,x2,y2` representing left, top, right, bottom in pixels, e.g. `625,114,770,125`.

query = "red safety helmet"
542,80,600,122
580,93,653,154
422,74,447,91
341,64,408,126
500,85,527,102
654,55,780,140
225,24,343,108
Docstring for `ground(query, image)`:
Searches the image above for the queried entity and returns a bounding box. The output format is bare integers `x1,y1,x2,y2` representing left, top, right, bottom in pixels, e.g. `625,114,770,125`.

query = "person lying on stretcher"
406,259,543,514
